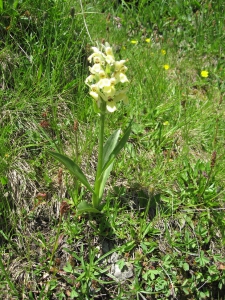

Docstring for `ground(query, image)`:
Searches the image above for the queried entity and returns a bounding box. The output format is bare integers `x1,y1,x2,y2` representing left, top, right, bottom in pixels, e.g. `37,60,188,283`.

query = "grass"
1,0,225,299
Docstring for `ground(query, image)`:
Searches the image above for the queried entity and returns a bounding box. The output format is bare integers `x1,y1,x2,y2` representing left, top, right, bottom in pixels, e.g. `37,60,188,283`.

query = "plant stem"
93,101,106,208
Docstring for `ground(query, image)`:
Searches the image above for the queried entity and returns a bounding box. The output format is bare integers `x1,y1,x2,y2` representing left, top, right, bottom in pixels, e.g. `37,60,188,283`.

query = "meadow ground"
0,0,225,299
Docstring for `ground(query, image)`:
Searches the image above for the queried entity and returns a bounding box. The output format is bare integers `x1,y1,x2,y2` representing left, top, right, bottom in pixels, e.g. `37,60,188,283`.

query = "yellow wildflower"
163,64,170,70
163,121,170,126
145,38,151,43
161,49,166,55
201,70,209,78
131,40,138,44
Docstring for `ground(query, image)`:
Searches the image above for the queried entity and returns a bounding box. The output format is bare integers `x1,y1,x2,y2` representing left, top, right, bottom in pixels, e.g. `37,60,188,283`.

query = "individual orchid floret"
103,43,115,64
93,55,104,65
88,53,104,64
98,78,111,89
102,84,116,98
85,74,95,86
106,99,117,113
105,54,115,65
89,84,101,107
90,90,99,102
110,77,116,86
88,47,103,60
114,60,126,72
114,89,129,104
99,70,106,79
91,46,102,53
98,78,116,98
90,84,99,92
89,63,103,75
114,72,129,84
120,65,128,73
105,44,114,56
105,44,114,57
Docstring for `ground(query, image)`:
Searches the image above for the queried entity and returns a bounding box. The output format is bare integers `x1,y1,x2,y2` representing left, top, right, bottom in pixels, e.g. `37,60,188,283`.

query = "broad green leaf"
112,122,132,158
70,290,79,298
183,262,189,271
98,163,114,200
0,176,8,185
102,121,132,173
77,201,101,214
98,130,121,199
103,129,121,167
63,262,73,273
117,259,125,270
48,151,94,193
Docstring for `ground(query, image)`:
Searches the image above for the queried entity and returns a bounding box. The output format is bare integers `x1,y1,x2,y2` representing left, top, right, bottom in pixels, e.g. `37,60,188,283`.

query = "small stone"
111,262,133,282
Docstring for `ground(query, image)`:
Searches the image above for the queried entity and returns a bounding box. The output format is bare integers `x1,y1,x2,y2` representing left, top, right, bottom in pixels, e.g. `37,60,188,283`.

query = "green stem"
93,101,106,208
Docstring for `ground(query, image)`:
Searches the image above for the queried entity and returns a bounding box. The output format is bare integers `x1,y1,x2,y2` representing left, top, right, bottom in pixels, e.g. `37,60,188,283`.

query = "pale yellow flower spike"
85,42,130,113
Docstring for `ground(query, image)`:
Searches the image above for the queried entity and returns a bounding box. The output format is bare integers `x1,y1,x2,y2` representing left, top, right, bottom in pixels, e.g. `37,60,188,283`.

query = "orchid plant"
49,42,131,214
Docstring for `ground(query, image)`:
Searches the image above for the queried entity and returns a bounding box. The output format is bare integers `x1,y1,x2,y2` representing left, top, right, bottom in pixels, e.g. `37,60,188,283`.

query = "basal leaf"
77,201,101,214
49,151,94,193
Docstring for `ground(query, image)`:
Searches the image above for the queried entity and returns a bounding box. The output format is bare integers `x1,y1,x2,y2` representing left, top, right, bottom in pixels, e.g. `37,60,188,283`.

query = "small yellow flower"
131,40,138,44
145,38,151,43
161,49,166,55
201,70,209,78
163,121,170,126
122,46,126,50
163,64,170,70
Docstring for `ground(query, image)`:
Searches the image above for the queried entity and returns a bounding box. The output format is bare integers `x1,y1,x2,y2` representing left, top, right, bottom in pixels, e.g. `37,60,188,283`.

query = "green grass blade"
0,257,19,296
